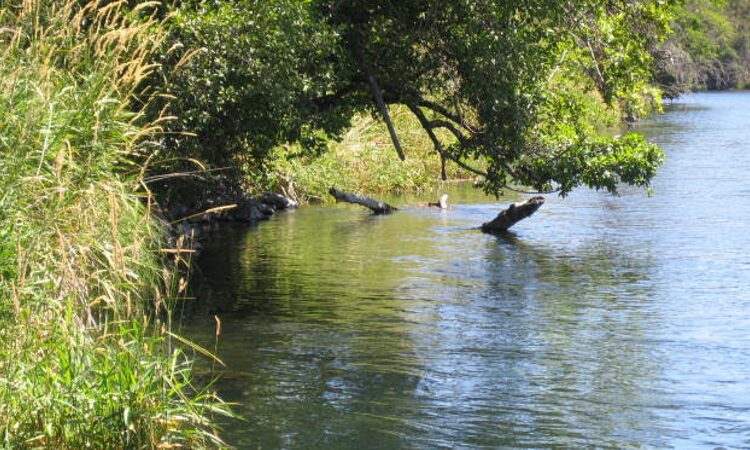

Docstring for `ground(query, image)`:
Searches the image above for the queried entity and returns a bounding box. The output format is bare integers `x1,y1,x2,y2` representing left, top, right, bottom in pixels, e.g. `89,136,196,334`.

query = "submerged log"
329,188,397,214
481,196,545,233
427,194,449,209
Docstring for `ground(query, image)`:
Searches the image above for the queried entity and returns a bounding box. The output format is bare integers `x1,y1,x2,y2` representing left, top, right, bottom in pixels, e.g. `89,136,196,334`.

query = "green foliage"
264,108,480,202
517,134,665,195
656,0,750,93
0,1,228,447
163,0,358,164
165,0,672,198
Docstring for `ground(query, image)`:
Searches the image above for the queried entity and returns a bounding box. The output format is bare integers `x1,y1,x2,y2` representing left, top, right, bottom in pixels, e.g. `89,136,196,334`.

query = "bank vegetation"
0,1,228,447
0,0,738,447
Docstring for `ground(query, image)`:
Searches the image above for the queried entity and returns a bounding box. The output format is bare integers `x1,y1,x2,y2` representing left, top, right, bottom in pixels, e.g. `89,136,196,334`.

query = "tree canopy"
655,0,750,95
164,0,677,197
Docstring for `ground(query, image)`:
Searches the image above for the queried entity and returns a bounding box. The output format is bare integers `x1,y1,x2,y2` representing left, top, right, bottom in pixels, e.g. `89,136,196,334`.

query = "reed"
0,1,228,447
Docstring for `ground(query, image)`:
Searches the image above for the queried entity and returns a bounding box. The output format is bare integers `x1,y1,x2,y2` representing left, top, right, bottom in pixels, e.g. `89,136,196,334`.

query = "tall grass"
0,1,227,447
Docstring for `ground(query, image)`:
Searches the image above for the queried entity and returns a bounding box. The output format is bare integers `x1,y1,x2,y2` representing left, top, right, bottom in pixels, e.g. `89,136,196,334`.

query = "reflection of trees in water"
193,208,440,319
185,206,672,448
186,208,444,448
390,231,669,447
462,234,667,447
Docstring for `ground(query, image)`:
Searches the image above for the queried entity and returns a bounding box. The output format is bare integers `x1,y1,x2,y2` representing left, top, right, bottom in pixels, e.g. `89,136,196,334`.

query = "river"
183,92,750,449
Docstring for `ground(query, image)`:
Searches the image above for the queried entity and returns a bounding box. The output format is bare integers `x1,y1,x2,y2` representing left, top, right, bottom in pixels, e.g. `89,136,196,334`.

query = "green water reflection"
184,93,750,449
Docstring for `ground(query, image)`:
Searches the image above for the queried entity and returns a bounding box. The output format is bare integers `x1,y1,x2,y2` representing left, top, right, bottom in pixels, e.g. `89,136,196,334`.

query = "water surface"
184,92,750,449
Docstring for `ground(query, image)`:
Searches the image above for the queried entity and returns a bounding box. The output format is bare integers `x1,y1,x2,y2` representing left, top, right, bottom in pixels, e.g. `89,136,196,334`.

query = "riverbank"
0,3,227,447
258,106,482,204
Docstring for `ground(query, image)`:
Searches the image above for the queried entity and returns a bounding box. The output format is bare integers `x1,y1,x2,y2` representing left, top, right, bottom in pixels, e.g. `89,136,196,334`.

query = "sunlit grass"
0,1,228,447
263,106,482,203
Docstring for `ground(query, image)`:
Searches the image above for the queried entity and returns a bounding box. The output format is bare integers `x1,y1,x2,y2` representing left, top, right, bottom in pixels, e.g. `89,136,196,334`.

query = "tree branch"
409,104,561,192
364,67,405,161
407,104,488,178
329,188,397,214
429,120,471,146
417,99,477,133
408,104,446,179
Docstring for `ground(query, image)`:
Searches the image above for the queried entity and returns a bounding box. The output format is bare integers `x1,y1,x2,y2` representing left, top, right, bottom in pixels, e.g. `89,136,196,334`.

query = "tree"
165,0,675,197
654,0,750,95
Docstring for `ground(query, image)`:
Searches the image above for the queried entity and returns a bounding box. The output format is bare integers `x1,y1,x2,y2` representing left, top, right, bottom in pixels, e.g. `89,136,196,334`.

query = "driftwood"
329,188,397,214
427,194,449,209
481,196,545,233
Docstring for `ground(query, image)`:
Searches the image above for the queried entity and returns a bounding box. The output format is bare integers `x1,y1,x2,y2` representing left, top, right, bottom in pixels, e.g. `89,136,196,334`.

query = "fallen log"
481,196,545,233
329,188,398,214
427,194,449,209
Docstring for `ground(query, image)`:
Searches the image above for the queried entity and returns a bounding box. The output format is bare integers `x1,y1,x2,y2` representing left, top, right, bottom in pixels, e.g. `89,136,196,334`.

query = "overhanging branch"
407,103,488,178
364,68,405,161
408,105,558,194
407,103,447,179
417,99,477,134
429,120,470,147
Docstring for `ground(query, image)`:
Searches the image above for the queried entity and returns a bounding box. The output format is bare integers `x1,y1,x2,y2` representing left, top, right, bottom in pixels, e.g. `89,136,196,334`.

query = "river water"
184,92,750,449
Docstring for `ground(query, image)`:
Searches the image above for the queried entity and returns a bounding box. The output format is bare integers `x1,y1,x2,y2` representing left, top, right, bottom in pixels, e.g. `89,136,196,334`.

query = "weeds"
0,1,228,447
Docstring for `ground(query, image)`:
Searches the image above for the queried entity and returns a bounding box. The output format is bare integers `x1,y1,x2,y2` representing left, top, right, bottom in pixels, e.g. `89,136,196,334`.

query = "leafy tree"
165,0,675,197
655,0,750,94
163,0,359,163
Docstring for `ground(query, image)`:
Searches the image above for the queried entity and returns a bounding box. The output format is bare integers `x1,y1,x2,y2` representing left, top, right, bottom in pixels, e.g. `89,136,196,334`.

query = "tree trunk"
481,196,545,233
329,188,397,214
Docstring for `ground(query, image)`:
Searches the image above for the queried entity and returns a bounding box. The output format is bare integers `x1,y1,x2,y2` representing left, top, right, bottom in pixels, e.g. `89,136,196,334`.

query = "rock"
160,189,296,234
256,202,275,216
230,198,272,222
260,193,299,210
